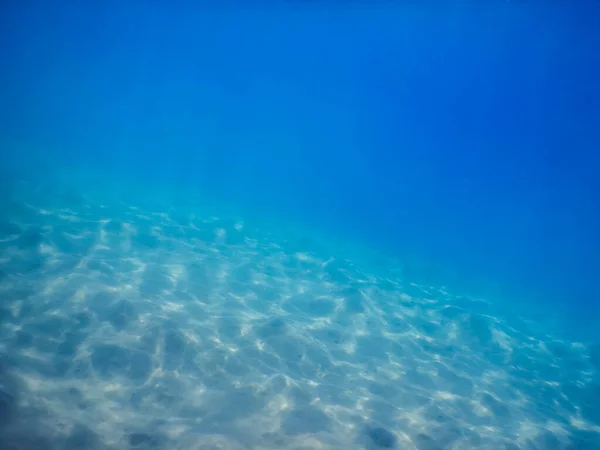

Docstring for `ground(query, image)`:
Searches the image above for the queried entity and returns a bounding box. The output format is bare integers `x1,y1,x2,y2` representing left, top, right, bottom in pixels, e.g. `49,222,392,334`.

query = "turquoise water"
1,2,600,449
2,172,600,450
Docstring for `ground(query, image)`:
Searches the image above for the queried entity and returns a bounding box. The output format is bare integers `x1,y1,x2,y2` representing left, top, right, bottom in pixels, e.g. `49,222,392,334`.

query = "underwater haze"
1,2,600,450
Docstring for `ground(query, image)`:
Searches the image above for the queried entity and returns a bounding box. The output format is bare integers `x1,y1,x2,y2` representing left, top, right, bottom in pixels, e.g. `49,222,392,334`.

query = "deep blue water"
1,2,600,449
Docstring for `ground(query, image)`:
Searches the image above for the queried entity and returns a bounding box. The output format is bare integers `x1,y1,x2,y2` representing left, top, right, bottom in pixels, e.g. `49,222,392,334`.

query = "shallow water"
1,178,599,450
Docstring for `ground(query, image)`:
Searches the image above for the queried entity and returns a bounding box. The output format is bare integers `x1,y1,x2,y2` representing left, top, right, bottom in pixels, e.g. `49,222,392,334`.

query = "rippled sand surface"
0,180,599,450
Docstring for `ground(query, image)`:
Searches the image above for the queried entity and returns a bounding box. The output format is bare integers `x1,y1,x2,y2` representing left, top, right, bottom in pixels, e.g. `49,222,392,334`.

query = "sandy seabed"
0,180,599,450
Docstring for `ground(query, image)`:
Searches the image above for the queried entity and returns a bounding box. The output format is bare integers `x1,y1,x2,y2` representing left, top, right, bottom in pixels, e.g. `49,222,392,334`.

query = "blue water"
1,2,599,449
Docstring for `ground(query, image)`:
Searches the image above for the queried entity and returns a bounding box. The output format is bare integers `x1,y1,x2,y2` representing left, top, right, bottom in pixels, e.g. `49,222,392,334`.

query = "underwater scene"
1,2,599,450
